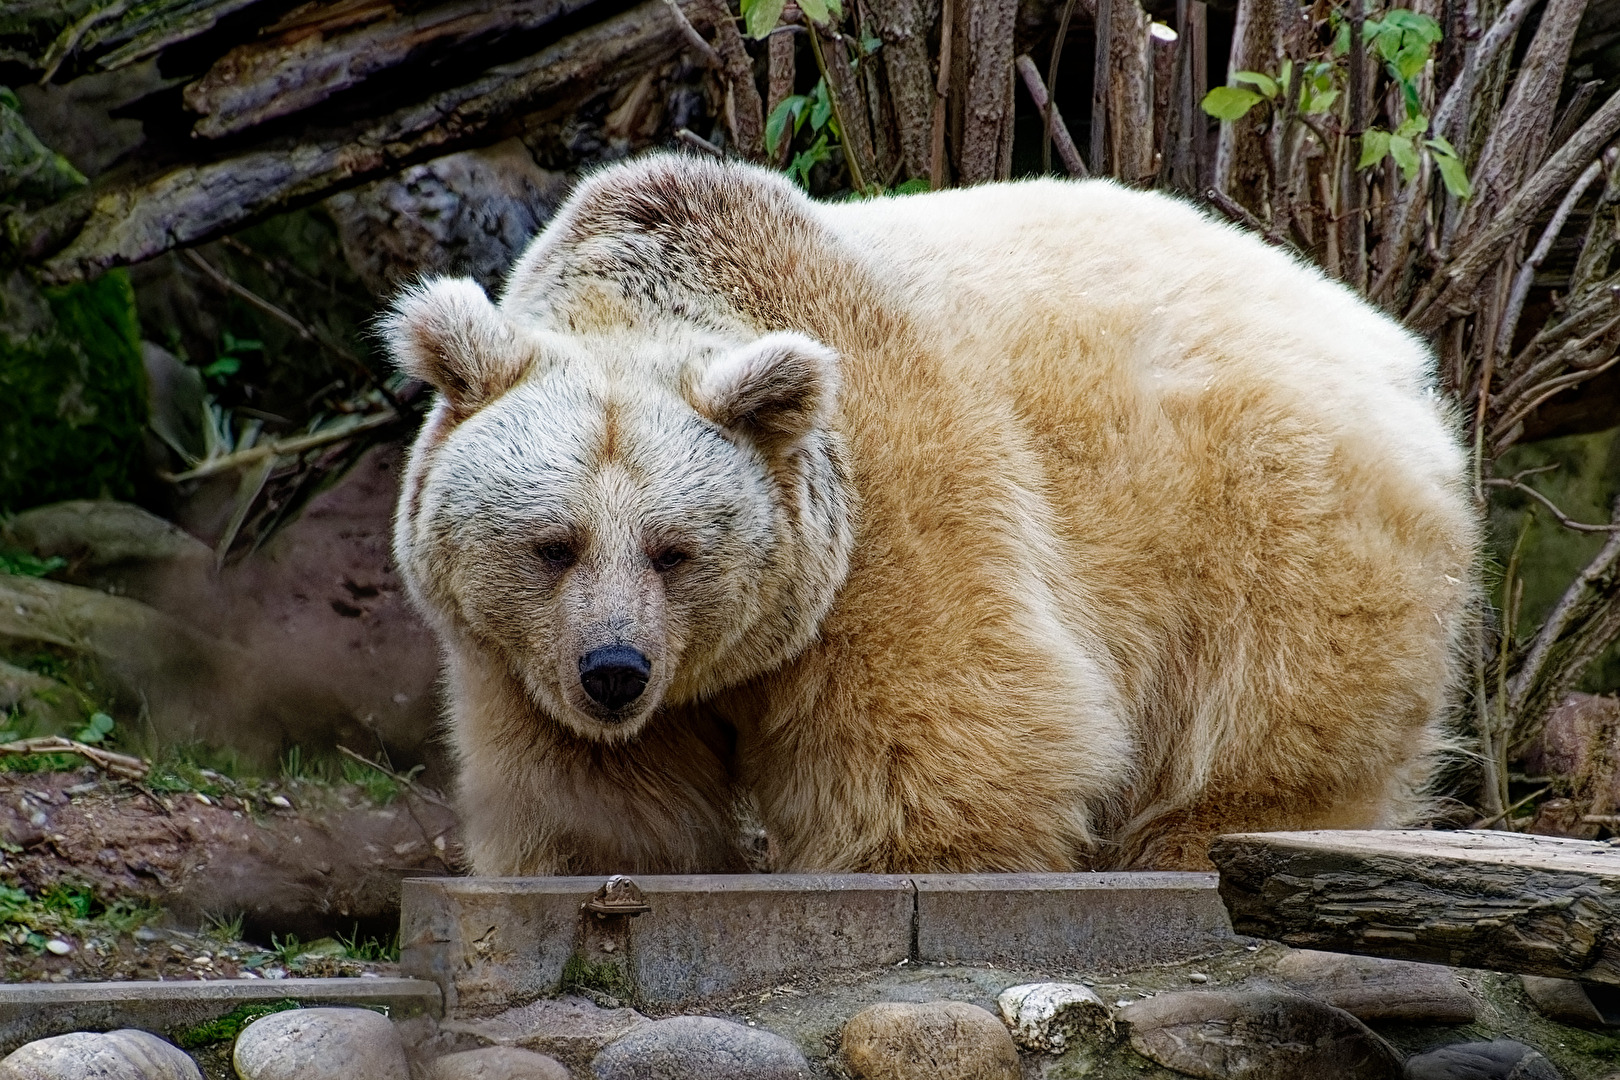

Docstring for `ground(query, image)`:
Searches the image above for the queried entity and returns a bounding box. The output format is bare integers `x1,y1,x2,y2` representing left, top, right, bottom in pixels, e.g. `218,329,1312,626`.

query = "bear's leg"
449,657,748,876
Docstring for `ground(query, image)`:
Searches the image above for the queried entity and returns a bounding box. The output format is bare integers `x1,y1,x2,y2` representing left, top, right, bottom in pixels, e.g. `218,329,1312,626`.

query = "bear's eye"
536,541,576,569
651,549,689,573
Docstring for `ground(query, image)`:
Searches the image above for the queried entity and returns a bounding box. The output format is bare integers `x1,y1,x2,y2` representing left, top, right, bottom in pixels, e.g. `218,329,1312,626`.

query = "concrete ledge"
402,872,1233,1014
913,872,1229,970
0,977,442,1054
402,875,915,1013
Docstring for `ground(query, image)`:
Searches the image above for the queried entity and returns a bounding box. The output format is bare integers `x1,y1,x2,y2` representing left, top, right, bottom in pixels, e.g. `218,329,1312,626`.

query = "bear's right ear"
382,277,531,415
692,331,840,454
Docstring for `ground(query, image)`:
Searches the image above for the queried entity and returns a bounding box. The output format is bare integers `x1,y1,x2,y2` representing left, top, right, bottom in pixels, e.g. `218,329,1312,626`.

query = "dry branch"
1016,54,1087,176
0,736,149,781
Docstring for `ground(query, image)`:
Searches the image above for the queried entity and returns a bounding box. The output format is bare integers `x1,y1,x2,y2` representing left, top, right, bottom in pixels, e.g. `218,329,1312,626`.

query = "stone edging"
400,872,1233,1013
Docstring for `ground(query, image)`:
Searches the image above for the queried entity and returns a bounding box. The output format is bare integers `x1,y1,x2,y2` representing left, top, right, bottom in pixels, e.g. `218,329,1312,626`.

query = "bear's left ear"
691,332,840,451
381,276,531,416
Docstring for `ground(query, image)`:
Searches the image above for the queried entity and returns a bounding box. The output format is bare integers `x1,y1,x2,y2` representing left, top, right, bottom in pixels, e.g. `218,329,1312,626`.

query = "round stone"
996,982,1113,1053
841,1001,1019,1080
591,1016,808,1080
233,1007,408,1080
0,1029,201,1080
429,1046,570,1080
1121,990,1401,1080
1404,1040,1562,1080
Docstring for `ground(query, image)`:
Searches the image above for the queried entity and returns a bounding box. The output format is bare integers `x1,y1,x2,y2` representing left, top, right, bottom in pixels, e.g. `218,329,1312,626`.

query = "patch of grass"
203,910,245,944
560,952,635,1003
174,1000,300,1049
279,745,329,784
0,879,156,951
336,923,398,963
339,756,401,805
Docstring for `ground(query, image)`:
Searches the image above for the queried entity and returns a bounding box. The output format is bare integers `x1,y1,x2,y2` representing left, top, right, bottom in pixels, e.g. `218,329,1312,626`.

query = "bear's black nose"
579,646,651,712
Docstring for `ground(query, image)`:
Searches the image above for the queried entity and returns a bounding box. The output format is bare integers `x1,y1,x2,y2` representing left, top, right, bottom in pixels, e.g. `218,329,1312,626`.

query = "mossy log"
1210,829,1620,985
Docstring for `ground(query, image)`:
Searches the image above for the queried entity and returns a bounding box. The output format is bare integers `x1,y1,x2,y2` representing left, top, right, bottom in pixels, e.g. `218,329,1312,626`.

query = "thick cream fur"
388,154,1479,875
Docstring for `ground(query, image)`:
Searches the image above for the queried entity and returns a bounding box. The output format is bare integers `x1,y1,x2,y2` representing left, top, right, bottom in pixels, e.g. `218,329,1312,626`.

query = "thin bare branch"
1495,157,1605,358
1017,54,1087,176
1484,479,1620,533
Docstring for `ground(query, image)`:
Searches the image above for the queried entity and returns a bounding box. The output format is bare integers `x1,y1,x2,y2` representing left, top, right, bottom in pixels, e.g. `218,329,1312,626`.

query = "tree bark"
954,0,1019,184
1211,830,1620,985
1216,0,1278,213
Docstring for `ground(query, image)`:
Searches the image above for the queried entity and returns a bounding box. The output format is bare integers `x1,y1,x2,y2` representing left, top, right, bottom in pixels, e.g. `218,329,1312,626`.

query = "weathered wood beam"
16,0,689,284
183,0,603,139
1210,830,1620,985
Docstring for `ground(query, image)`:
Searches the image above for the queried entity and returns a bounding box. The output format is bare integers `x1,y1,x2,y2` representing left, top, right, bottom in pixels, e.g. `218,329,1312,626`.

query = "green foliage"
336,924,399,962
0,270,148,514
0,550,64,577
0,879,156,951
175,1001,300,1049
1203,8,1469,201
204,910,245,943
741,0,839,36
339,756,405,805
204,330,263,382
73,711,114,745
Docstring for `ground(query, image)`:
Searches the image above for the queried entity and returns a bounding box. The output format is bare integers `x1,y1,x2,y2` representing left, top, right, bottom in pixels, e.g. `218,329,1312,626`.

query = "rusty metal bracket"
583,874,650,918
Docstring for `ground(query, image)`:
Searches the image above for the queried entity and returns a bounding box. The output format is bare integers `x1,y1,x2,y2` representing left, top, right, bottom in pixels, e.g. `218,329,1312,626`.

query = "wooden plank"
1209,829,1620,985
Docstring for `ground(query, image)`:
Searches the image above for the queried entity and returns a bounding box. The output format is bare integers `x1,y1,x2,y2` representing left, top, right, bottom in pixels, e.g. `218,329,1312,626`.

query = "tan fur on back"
387,155,1479,875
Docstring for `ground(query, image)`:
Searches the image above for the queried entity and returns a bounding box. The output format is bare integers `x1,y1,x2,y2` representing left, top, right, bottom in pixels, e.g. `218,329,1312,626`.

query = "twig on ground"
0,737,148,781
336,745,454,812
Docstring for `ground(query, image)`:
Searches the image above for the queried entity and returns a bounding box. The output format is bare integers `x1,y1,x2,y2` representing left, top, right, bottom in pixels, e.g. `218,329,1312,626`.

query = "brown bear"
383,153,1479,875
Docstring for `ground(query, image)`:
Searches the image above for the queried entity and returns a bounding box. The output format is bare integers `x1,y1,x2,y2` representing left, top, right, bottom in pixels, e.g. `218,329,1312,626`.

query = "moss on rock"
0,268,147,513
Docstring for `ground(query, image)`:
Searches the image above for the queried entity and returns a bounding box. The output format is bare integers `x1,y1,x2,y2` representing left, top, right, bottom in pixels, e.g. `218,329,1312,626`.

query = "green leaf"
1304,88,1339,115
743,0,787,38
221,331,263,353
1426,135,1459,158
1232,70,1278,98
1201,86,1263,121
0,551,66,578
766,96,807,156
810,80,833,130
1332,21,1350,55
1432,151,1472,198
1389,134,1420,180
1394,40,1429,81
74,713,116,745
203,356,241,379
1394,113,1428,139
1358,128,1392,169
826,0,843,19
797,0,830,24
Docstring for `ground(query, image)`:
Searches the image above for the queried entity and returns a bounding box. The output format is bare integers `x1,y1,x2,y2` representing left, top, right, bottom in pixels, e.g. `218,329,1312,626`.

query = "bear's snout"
579,645,652,713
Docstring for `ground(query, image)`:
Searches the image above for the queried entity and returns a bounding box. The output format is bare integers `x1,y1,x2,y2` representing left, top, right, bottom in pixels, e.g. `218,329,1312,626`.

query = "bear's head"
383,276,855,741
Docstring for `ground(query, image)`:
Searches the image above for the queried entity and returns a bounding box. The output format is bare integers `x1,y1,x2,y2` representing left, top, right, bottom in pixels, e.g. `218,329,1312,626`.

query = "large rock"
1403,1040,1561,1080
428,1047,570,1080
439,995,648,1074
591,1016,808,1080
1271,949,1477,1022
1121,990,1402,1080
1521,976,1620,1028
840,1001,1019,1080
996,982,1113,1053
233,1007,409,1080
0,1029,201,1079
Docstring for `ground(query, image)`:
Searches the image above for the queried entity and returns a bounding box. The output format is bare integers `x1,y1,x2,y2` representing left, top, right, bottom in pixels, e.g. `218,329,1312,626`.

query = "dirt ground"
0,763,460,981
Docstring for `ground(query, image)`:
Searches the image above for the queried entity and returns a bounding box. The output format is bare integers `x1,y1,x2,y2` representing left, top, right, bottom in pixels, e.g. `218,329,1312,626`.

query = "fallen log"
23,0,690,283
1209,829,1620,985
